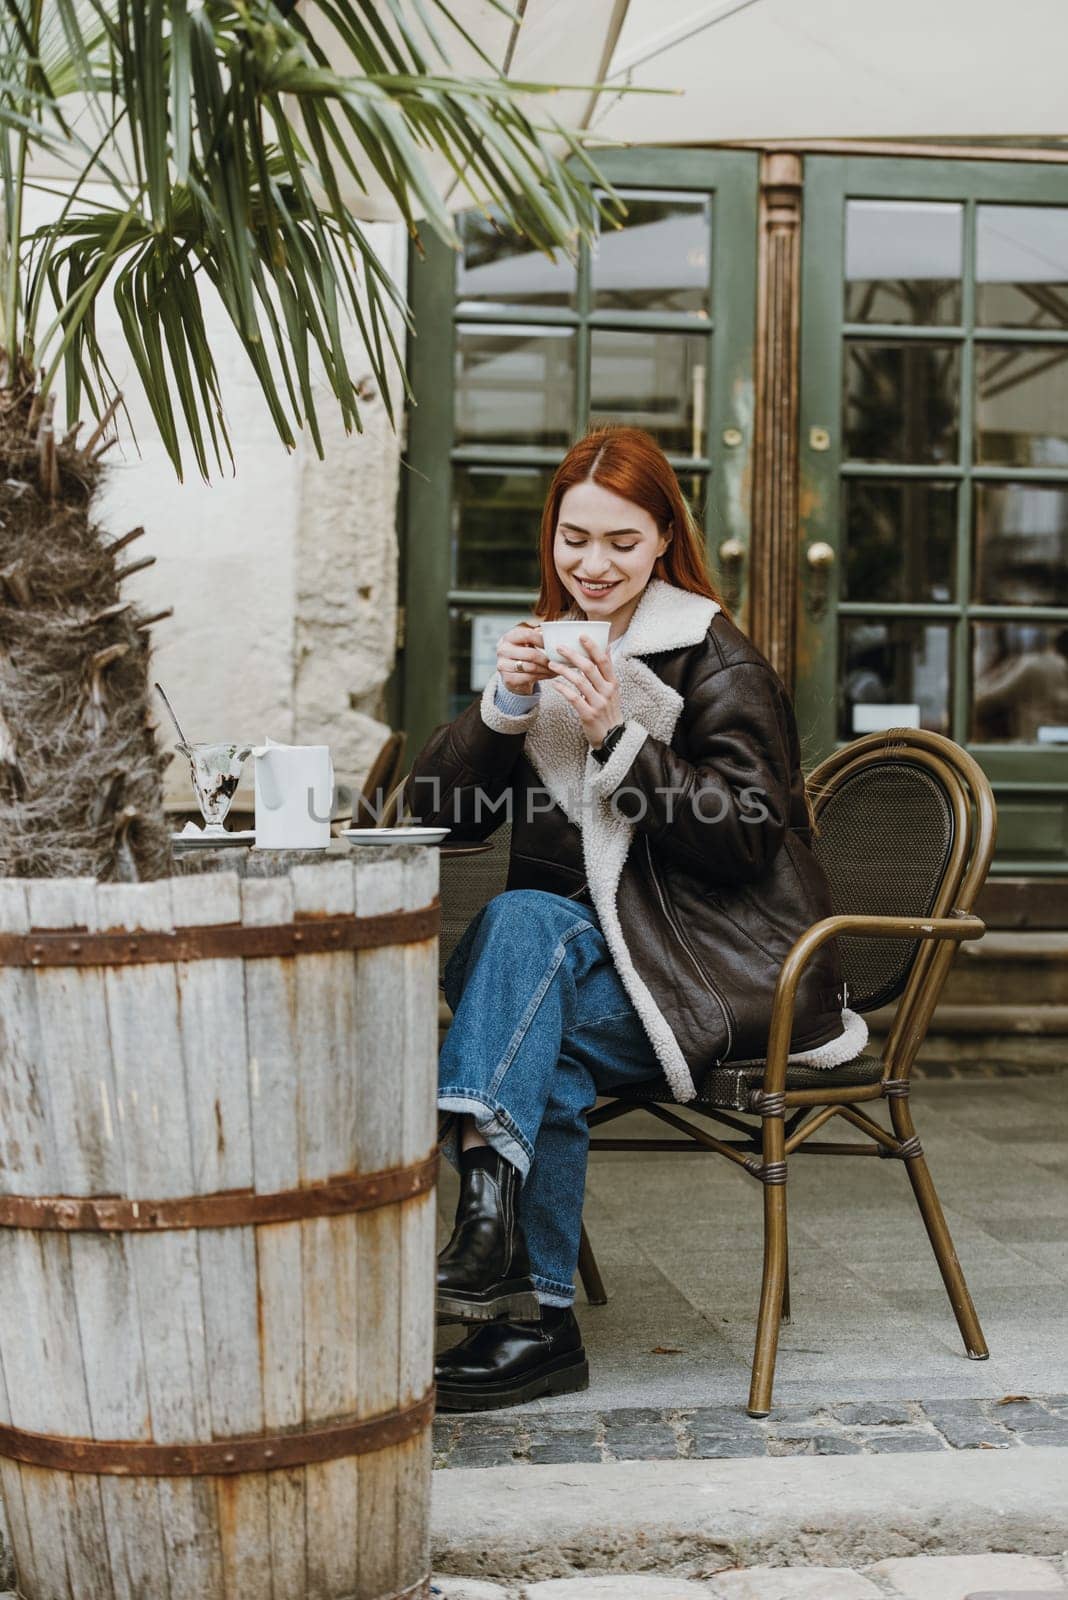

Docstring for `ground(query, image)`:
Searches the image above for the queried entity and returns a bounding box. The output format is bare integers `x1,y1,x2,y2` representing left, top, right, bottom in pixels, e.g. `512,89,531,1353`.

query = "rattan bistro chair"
350,730,407,828
578,727,997,1417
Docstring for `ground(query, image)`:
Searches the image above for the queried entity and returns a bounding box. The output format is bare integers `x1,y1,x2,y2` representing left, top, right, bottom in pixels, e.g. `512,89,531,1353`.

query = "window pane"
452,466,550,591
448,604,533,722
592,191,712,316
455,326,574,448
842,479,956,602
976,205,1068,329
845,201,962,326
839,618,952,739
972,621,1068,744
456,208,576,310
974,483,1068,606
843,340,959,464
589,329,709,457
974,342,1068,467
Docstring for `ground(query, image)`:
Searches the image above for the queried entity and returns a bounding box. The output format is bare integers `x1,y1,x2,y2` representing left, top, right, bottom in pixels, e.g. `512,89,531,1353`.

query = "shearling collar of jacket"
480,579,721,1099
604,576,721,661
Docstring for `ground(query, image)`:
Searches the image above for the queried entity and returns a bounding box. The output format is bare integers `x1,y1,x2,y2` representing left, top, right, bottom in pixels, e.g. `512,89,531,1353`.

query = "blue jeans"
438,889,662,1306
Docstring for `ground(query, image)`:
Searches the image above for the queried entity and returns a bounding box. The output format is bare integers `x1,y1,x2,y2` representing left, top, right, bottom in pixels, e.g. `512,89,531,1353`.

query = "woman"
407,425,866,1412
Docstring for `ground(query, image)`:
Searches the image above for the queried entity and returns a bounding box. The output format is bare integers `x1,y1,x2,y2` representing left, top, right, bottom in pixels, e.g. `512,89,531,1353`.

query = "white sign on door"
852,703,922,734
470,612,531,692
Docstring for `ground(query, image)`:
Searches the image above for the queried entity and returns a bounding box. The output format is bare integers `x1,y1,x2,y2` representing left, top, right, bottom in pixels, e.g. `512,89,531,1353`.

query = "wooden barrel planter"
0,849,439,1600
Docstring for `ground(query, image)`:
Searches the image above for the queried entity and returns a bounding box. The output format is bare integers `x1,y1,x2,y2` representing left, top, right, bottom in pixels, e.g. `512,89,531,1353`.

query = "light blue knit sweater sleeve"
494,681,540,716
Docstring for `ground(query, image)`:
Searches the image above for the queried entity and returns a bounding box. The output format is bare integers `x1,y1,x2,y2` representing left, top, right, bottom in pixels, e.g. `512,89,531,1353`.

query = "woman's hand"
496,621,553,696
546,636,624,748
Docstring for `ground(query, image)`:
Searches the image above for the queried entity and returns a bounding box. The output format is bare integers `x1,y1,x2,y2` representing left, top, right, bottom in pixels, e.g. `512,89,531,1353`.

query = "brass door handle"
717,538,745,612
805,540,835,621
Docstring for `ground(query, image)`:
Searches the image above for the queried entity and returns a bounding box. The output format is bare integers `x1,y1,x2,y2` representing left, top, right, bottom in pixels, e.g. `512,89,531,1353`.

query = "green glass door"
401,149,760,759
797,155,1068,873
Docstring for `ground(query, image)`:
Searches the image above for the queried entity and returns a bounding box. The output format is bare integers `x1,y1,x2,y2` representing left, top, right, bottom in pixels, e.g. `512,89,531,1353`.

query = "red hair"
534,425,728,620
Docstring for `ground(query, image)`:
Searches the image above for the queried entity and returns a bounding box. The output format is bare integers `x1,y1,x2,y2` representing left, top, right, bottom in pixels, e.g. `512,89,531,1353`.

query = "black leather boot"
436,1146,541,1324
435,1306,589,1411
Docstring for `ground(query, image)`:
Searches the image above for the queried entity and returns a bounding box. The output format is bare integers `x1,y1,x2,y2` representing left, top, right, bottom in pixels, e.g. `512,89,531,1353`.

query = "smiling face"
553,479,670,638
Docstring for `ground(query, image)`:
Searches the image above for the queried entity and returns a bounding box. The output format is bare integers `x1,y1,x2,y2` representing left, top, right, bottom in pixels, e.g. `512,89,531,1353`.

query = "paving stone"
767,1437,814,1456
708,1569,883,1598
806,1433,865,1455
602,1410,678,1460
991,1400,1068,1445
923,1402,1015,1450
832,1401,914,1426
689,1405,768,1437
1015,1422,1068,1447
766,1432,864,1456
767,1419,841,1439
927,1426,1016,1450
862,1431,946,1453
600,1407,670,1427
922,1397,990,1418
527,1425,601,1466
603,1422,679,1460
688,1407,768,1457
764,1404,828,1428
448,1431,525,1469
867,1553,1066,1598
990,1400,1063,1430
691,1429,769,1459
523,1580,712,1599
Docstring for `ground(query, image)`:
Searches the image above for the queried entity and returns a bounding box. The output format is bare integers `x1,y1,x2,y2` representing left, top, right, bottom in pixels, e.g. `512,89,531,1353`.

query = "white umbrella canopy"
29,1,1067,226
588,0,1068,144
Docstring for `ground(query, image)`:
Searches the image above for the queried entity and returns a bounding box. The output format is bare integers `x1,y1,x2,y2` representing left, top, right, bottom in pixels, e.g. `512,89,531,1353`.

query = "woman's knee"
480,888,592,935
444,891,603,1011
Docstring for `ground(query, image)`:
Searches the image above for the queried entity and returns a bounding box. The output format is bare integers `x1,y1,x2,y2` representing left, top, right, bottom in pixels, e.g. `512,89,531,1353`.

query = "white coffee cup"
540,620,611,665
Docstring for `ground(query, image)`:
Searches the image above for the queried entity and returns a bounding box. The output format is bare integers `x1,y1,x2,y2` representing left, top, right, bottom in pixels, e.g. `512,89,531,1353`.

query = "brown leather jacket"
407,579,848,1102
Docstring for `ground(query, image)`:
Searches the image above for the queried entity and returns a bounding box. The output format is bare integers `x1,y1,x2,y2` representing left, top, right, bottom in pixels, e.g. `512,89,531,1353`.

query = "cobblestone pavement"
433,1393,1068,1468
432,1551,1068,1597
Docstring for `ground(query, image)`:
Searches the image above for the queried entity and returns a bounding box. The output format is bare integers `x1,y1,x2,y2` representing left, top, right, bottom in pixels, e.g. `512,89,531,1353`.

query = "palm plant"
0,0,620,880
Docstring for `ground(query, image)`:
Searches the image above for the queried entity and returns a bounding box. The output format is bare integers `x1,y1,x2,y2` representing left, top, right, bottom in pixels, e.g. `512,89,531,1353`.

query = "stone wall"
290,269,406,780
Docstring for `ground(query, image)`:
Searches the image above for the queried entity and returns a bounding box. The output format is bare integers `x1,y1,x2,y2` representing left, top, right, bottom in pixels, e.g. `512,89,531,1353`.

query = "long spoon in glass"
154,682,189,748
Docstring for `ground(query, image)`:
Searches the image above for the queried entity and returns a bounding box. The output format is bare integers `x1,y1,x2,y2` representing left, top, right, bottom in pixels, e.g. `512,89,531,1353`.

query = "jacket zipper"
643,837,734,1060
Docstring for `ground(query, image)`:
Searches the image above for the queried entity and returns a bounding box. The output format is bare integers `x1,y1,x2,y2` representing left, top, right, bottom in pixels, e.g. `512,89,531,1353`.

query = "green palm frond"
0,0,631,479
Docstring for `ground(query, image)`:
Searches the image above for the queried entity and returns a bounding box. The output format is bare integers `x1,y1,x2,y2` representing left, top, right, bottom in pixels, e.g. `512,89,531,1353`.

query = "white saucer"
171,829,256,849
340,827,449,846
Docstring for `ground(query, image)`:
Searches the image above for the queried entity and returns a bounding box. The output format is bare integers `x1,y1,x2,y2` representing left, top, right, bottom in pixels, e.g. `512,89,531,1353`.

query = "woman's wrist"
591,722,626,765
494,679,540,716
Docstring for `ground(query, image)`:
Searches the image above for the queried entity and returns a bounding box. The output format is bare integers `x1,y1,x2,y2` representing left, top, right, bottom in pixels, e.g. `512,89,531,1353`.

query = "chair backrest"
353,731,407,828
438,821,512,981
807,729,996,1016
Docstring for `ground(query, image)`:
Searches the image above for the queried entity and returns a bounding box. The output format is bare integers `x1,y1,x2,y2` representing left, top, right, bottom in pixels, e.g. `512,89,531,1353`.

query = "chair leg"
747,1176,788,1417
578,1221,608,1306
781,1232,791,1325
891,1099,988,1360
